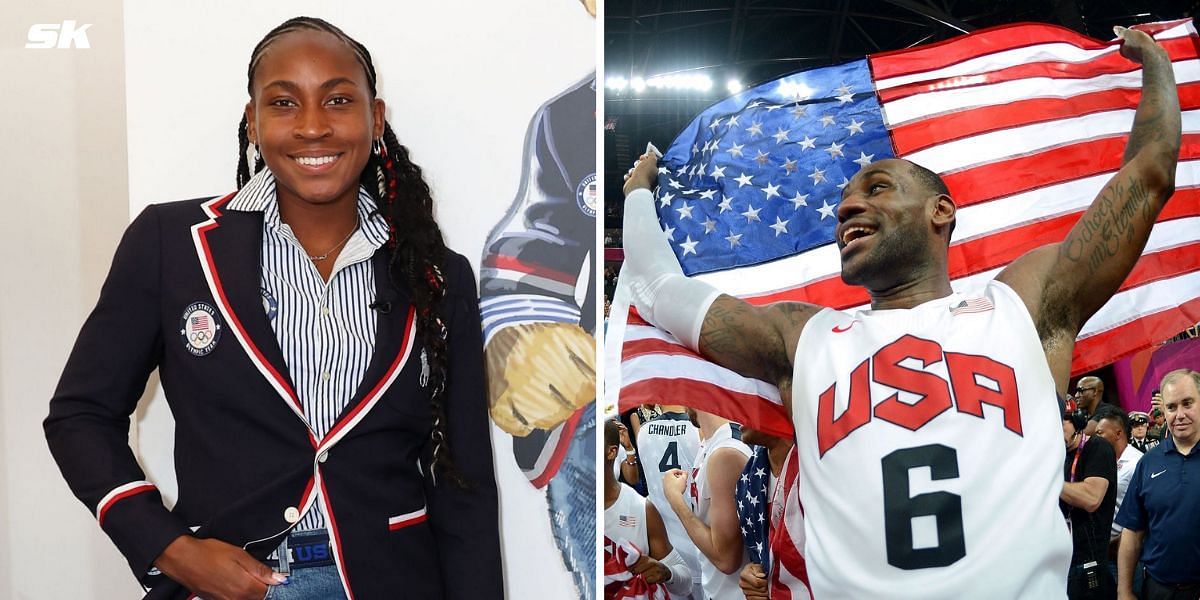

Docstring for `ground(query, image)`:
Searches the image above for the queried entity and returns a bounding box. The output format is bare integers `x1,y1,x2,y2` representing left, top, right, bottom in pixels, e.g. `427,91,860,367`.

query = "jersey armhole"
791,306,838,395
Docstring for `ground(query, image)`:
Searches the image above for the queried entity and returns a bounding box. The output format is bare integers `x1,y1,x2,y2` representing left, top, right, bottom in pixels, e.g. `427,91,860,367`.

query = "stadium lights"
606,71,717,93
727,79,743,94
646,73,713,91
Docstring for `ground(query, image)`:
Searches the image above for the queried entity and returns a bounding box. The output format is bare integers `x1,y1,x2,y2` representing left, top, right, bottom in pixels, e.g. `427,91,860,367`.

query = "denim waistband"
265,530,334,571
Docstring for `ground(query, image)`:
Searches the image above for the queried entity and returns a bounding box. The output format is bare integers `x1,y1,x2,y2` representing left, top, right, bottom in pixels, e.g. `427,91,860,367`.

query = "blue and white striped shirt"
226,168,391,532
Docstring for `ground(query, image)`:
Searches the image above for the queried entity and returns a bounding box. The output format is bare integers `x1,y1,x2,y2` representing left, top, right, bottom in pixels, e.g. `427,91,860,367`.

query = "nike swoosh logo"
832,321,857,333
1151,470,1167,478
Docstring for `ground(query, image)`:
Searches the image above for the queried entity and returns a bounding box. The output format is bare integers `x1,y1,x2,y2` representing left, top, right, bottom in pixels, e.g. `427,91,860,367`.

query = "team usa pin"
180,301,222,357
576,173,597,217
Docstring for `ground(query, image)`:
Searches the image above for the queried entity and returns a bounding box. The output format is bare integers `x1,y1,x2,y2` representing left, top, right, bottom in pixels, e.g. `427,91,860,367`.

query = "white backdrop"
123,1,594,598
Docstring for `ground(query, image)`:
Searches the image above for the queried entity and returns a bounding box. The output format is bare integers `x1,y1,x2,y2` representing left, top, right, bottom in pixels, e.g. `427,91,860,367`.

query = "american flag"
735,446,772,568
602,538,669,600
606,19,1200,438
190,314,209,330
734,445,814,598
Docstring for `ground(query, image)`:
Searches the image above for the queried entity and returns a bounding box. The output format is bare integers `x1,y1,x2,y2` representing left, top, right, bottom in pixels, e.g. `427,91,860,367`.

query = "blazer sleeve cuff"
95,480,191,584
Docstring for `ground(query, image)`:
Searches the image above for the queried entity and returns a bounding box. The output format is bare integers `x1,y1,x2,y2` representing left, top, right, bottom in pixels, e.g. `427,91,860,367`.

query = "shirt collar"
226,168,391,250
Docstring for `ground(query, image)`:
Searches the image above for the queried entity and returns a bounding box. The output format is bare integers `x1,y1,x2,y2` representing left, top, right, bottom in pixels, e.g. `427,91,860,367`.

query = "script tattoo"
1058,176,1154,276
699,299,804,384
700,302,752,357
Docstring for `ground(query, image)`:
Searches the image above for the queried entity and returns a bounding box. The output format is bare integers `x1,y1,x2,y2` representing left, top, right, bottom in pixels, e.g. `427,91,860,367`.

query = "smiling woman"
43,17,502,600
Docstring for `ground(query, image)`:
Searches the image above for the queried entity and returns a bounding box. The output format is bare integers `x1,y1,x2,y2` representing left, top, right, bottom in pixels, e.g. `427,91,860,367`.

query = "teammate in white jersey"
621,27,1180,599
604,419,694,599
663,410,750,599
637,406,703,598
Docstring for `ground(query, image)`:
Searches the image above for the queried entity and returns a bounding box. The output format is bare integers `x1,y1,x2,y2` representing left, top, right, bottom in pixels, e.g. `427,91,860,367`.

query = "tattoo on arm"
699,302,753,358
698,299,811,384
1057,176,1155,277
1123,50,1181,165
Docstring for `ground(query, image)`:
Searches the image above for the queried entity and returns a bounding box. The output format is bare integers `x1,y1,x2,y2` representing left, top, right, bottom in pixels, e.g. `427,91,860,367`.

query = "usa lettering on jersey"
817,334,1022,457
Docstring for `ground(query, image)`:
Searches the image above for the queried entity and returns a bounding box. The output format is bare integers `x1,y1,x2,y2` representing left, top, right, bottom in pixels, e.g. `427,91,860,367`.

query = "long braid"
238,17,465,487
366,124,464,488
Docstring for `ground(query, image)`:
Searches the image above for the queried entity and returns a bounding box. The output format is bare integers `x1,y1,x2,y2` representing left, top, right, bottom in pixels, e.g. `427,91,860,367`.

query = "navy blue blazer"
45,194,503,599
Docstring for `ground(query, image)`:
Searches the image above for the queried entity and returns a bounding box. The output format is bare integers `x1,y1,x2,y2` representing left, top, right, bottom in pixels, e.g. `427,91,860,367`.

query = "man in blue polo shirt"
1115,368,1200,600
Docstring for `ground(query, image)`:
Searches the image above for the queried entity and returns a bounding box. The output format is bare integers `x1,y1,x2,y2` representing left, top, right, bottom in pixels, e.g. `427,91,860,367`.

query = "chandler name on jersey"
791,281,1071,599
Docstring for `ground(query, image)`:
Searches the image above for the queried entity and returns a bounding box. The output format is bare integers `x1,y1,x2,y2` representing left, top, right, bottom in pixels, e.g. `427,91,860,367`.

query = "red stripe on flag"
620,377,793,438
621,336,704,361
878,37,1198,104
892,84,1200,155
742,272,866,310
949,202,1200,281
941,134,1200,209
1118,241,1200,293
871,22,1111,81
626,309,649,327
1073,296,1200,375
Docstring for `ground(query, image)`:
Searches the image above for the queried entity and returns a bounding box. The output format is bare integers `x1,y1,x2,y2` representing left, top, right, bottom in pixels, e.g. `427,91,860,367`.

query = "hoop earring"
373,138,387,158
253,145,261,162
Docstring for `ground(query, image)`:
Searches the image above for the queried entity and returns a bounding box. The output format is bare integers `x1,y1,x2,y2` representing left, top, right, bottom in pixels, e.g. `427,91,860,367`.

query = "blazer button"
284,506,301,523
318,451,329,463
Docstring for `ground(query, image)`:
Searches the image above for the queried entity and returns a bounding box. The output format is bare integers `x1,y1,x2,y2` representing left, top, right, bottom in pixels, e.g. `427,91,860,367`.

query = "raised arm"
662,448,750,574
622,153,820,390
997,27,1181,381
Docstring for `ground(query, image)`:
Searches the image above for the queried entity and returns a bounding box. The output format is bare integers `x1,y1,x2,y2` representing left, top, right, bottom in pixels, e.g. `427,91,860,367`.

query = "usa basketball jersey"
605,483,650,554
790,280,1070,598
691,423,751,600
638,412,703,595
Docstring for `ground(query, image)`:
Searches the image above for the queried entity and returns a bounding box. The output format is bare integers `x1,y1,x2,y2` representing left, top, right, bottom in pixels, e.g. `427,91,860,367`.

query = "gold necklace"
308,226,357,262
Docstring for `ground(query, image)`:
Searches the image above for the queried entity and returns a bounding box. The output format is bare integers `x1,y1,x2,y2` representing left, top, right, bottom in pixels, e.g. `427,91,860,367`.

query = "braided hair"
237,17,464,487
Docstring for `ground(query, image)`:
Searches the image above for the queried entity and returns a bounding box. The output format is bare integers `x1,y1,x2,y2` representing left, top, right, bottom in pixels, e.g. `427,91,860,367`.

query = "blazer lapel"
319,250,417,449
194,203,301,418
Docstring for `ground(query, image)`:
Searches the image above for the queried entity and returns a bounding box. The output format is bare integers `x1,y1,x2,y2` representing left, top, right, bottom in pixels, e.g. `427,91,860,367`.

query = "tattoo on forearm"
1123,52,1182,165
1058,177,1156,275
1123,109,1166,164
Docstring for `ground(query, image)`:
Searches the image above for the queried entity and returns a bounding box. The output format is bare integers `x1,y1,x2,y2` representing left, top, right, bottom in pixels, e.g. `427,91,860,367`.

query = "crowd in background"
604,368,1200,600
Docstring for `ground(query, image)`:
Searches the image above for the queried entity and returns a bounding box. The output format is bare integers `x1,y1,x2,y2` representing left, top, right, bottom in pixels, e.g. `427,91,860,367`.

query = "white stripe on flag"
874,20,1195,91
907,108,1200,174
622,353,782,404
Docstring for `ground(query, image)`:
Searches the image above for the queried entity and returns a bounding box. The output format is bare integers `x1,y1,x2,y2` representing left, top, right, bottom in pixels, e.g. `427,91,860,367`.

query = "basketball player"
662,409,750,599
636,405,703,598
621,27,1179,598
603,419,694,599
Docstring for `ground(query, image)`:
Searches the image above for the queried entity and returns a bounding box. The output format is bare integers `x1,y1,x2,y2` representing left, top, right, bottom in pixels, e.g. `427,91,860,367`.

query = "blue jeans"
547,401,596,600
263,564,346,600
263,530,347,600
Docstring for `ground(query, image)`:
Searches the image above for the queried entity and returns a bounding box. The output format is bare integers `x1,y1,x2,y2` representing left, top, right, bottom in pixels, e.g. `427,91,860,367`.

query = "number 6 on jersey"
881,444,966,569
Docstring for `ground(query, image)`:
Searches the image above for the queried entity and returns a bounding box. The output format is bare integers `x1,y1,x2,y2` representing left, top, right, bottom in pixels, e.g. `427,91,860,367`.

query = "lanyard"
1069,435,1088,482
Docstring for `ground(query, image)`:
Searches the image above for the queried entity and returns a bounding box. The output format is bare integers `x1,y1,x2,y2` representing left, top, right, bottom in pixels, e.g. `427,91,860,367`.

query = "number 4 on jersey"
658,441,680,472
